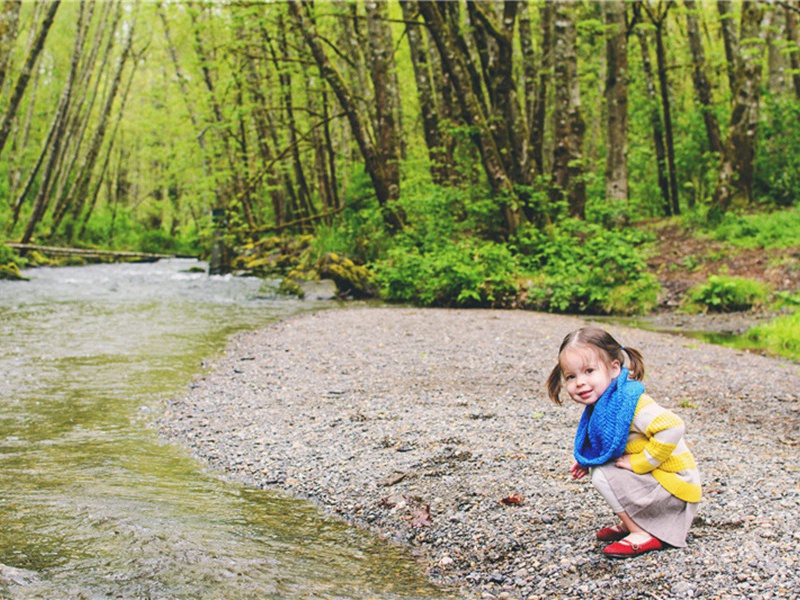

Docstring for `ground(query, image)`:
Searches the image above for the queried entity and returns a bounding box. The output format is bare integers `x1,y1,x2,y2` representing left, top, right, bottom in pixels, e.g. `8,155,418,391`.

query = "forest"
1,1,799,338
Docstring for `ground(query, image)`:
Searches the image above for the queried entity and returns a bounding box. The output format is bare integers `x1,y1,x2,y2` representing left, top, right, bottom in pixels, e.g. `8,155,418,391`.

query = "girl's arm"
625,399,686,474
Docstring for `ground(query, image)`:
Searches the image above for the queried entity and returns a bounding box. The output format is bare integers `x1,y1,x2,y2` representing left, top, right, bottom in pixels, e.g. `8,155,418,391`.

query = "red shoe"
596,524,628,542
603,536,663,558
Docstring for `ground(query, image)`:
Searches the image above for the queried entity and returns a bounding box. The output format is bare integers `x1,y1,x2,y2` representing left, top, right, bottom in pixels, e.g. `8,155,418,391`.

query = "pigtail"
546,364,564,405
621,345,645,381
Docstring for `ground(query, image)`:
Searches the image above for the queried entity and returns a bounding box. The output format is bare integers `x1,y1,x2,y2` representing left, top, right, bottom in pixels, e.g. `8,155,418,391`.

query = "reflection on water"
0,260,452,599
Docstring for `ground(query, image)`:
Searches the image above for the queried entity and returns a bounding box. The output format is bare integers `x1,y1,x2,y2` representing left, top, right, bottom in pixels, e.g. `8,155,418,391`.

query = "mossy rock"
0,262,28,280
317,252,375,298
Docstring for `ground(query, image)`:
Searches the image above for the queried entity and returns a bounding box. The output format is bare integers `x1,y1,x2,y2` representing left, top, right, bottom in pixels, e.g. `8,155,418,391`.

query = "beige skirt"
595,463,699,548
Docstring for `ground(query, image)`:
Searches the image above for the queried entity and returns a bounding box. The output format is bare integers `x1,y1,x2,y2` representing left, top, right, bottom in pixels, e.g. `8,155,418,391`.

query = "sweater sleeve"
627,399,686,474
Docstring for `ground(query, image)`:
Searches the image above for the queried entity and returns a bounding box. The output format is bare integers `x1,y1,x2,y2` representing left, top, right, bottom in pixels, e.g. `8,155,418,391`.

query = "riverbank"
159,307,800,599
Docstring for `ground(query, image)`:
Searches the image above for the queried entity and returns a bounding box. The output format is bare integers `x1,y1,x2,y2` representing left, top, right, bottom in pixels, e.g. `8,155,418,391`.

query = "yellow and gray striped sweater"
626,394,702,503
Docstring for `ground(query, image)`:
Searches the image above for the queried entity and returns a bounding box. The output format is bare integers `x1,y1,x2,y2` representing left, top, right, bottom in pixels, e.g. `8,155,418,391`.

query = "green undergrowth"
683,275,771,313
745,310,800,362
707,206,800,249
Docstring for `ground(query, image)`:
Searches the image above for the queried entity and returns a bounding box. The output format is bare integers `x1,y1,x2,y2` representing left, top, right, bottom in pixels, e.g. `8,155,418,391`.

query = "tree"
400,0,448,184
643,0,679,215
0,0,60,157
604,0,629,211
713,0,767,213
288,0,404,231
551,0,585,218
418,0,519,234
684,0,723,158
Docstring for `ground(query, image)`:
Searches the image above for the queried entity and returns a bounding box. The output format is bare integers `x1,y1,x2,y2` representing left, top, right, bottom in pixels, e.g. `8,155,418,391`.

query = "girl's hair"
546,326,645,405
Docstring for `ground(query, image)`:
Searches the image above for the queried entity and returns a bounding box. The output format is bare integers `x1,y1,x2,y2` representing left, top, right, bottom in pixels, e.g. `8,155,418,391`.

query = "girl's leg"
592,468,654,540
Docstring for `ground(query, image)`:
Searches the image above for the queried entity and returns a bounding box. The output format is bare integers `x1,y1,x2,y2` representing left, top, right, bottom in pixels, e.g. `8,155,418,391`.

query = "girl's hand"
570,462,589,480
615,455,633,471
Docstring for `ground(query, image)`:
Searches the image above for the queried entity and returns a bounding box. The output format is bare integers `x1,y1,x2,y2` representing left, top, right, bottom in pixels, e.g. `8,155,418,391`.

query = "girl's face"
560,345,621,406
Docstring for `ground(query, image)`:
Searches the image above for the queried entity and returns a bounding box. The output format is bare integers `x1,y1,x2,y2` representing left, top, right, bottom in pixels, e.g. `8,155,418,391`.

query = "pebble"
159,307,800,600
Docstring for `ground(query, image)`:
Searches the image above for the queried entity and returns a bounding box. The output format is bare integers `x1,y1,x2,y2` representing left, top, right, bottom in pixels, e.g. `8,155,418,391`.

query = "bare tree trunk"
288,0,404,231
426,11,457,183
717,0,739,97
400,0,447,184
604,0,629,209
0,0,60,157
713,1,767,213
51,0,118,229
65,8,136,239
551,0,585,218
468,1,531,189
79,53,138,239
418,0,518,234
277,16,315,223
766,8,785,93
0,0,22,94
518,0,540,179
684,0,723,159
20,1,83,245
634,18,671,215
243,34,286,227
365,0,401,205
785,2,800,100
533,1,553,177
644,1,679,216
189,4,255,230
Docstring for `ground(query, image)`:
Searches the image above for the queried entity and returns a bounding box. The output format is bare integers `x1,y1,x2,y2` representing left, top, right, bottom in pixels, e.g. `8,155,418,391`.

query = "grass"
745,310,800,362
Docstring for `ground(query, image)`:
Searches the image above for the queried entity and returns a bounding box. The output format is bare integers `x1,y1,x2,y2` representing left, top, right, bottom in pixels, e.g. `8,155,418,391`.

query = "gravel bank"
159,307,800,600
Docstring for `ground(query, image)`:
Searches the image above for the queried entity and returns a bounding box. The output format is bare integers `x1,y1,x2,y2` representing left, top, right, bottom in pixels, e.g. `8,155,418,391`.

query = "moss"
317,252,375,298
0,262,28,280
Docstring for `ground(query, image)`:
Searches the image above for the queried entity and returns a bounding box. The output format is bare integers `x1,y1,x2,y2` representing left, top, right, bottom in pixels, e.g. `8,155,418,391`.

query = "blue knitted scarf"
573,367,644,468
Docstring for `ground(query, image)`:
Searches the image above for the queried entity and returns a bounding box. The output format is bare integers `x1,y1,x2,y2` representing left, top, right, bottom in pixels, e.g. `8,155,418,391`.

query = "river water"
0,260,451,599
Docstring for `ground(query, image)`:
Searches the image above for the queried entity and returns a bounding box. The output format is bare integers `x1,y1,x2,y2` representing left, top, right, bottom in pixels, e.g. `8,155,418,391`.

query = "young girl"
546,327,701,558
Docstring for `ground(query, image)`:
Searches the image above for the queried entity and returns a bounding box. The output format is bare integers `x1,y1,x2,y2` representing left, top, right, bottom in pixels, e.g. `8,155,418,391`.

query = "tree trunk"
288,0,404,231
190,4,255,230
634,19,671,215
0,0,22,94
51,0,119,231
0,0,60,157
765,8,785,93
365,0,402,205
244,31,286,226
277,16,314,223
717,0,739,97
551,0,586,218
713,1,767,213
603,0,629,209
80,56,138,240
400,0,447,184
785,2,800,100
518,0,537,172
418,0,518,234
684,0,723,158
19,1,83,245
469,1,531,190
64,6,136,239
533,1,553,177
646,1,679,216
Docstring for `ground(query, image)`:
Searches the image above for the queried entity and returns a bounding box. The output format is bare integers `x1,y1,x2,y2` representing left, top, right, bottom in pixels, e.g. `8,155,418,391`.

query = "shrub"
513,219,659,315
684,275,770,313
375,238,519,308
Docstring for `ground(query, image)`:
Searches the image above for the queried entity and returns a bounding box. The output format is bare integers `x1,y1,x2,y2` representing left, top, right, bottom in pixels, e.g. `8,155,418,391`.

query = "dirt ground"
640,220,800,334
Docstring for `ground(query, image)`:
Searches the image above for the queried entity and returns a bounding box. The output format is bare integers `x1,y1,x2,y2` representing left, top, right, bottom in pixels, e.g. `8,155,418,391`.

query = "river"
0,260,452,599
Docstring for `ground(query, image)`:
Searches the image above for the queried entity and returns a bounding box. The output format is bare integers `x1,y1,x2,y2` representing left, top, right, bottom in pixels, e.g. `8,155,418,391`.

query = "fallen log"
4,243,196,262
